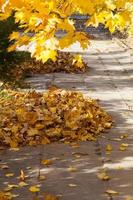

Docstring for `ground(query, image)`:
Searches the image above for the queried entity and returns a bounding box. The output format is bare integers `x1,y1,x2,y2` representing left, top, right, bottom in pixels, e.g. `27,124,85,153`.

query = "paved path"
0,39,133,200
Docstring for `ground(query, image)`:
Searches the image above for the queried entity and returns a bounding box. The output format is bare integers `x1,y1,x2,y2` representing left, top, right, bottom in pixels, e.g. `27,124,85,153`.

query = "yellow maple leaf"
41,159,52,165
18,182,29,187
106,144,113,152
19,170,25,181
45,194,58,200
36,50,57,63
7,44,17,52
119,143,129,151
68,166,77,172
105,189,119,195
9,32,20,41
72,54,84,68
5,173,14,177
29,185,40,193
38,175,46,181
97,171,110,181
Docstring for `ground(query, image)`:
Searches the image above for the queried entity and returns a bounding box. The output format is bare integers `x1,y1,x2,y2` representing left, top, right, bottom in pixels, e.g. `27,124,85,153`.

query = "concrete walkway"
0,38,133,200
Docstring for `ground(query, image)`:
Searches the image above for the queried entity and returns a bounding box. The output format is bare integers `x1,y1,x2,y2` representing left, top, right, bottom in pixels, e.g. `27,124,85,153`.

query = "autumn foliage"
0,88,112,148
0,1,132,148
0,0,133,63
10,52,87,80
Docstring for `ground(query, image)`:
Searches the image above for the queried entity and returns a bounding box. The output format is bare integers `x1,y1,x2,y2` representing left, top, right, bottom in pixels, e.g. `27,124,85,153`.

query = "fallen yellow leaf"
106,189,119,195
45,194,58,200
41,159,52,165
19,182,29,187
29,186,40,193
106,144,112,154
7,184,19,189
97,171,110,181
5,173,14,177
68,184,77,187
120,134,128,139
106,144,112,151
119,143,129,151
38,175,46,181
68,166,77,172
19,170,25,181
121,143,129,147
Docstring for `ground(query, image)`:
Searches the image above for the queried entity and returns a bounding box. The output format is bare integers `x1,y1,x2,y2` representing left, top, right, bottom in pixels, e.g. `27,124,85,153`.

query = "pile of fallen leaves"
0,191,9,200
0,190,58,200
0,88,112,148
10,52,87,80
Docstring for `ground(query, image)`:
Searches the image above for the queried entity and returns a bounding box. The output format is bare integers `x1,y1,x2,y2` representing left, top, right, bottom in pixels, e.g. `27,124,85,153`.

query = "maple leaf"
72,54,84,69
29,186,40,193
9,32,20,41
19,170,25,181
105,189,119,195
41,159,52,165
68,184,77,187
35,50,57,63
45,194,58,200
5,173,14,177
97,171,110,181
106,144,113,154
7,44,17,52
68,166,77,172
18,182,29,187
119,143,129,151
38,175,46,181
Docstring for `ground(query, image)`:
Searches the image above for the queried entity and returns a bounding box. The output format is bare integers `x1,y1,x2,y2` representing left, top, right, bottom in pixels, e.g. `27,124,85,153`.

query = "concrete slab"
0,146,41,200
38,142,108,200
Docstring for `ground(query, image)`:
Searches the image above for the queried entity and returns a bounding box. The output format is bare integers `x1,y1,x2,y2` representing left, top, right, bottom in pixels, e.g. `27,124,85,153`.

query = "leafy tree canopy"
0,0,133,62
